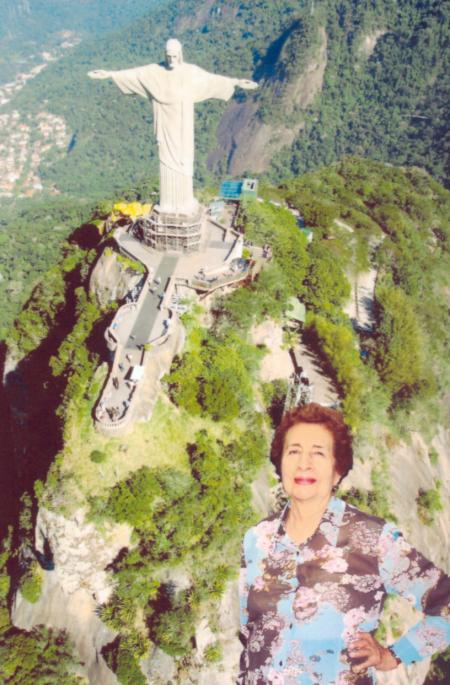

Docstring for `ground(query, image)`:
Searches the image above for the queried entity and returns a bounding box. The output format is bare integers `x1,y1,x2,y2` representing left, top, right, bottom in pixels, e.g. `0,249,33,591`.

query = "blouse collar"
274,496,346,551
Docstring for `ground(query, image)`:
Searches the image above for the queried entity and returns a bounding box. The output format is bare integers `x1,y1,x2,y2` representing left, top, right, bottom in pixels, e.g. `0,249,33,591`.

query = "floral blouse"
238,497,450,684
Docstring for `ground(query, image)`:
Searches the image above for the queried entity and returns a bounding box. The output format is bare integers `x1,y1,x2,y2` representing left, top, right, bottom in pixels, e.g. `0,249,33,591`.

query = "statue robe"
110,62,237,215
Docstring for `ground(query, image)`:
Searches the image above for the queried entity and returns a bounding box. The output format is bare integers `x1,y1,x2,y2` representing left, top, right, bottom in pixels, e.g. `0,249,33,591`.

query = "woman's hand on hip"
349,632,400,673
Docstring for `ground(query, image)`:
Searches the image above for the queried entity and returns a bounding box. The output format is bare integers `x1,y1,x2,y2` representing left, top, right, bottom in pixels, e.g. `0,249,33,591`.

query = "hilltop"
1,0,449,343
1,158,449,684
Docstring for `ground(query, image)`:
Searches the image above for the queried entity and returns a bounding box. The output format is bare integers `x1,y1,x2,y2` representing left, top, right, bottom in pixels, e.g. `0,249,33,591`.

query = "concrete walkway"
344,267,377,332
128,255,178,345
253,321,338,407
97,233,179,425
292,341,339,407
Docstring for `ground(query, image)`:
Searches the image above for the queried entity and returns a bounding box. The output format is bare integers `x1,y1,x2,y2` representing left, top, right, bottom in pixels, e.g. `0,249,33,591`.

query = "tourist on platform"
238,403,450,684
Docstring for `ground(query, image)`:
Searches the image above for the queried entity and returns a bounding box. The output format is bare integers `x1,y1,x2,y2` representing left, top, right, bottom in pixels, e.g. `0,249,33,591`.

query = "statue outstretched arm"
87,70,113,79
234,79,258,90
88,67,149,98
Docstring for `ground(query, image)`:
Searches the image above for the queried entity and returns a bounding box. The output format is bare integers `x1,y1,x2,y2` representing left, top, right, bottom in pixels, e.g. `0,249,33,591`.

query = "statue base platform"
138,205,203,252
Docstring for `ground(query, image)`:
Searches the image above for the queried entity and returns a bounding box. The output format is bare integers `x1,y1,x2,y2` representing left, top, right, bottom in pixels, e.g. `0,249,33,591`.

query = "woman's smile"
294,476,317,484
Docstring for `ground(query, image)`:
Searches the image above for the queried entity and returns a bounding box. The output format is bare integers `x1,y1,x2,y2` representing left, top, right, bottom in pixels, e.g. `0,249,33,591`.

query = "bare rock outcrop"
343,425,450,685
358,29,388,58
13,572,118,685
12,507,132,684
33,506,132,602
90,248,143,308
209,27,327,175
12,507,131,685
145,579,243,685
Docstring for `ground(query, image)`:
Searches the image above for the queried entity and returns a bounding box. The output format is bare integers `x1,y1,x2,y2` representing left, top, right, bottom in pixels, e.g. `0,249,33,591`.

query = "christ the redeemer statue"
88,39,257,216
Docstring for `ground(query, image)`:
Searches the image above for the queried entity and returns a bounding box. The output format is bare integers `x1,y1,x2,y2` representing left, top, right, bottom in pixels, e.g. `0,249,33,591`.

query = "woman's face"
281,422,340,505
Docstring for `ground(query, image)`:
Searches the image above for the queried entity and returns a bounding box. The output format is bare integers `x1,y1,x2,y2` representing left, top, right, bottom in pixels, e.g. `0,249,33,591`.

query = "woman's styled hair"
270,402,353,479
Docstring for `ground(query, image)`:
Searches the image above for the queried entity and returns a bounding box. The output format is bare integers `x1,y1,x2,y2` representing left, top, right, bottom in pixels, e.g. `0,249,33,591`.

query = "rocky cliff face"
33,507,132,601
141,580,243,685
208,27,327,175
12,507,132,684
90,249,143,308
344,425,450,685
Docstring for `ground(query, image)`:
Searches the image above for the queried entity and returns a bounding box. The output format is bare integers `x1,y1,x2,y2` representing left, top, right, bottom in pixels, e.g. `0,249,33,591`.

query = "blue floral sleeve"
378,522,450,665
239,531,250,635
237,530,253,685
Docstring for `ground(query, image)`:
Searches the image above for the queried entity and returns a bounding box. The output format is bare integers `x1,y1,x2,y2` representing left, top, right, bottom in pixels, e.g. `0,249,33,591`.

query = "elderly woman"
238,403,450,684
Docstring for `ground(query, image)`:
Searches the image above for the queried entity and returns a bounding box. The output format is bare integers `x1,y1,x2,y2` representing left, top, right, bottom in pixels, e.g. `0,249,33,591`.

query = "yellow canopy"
111,201,152,220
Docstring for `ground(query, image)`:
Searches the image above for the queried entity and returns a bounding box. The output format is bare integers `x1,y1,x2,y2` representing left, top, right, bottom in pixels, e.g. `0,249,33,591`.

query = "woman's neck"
286,495,332,544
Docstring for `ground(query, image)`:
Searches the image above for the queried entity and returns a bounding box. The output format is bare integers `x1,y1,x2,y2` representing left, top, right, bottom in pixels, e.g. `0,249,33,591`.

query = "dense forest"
0,197,99,341
0,177,159,340
1,158,449,683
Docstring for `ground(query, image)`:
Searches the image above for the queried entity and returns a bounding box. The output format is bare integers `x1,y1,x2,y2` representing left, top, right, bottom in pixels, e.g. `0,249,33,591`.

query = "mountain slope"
3,0,449,199
0,0,164,83
2,159,449,684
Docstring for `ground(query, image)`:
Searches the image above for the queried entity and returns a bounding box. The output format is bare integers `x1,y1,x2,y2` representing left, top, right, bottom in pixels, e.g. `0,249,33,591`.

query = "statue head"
165,38,183,69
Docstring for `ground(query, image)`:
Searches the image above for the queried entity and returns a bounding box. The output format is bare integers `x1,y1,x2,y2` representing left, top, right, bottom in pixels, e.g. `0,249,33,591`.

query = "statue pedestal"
139,205,203,252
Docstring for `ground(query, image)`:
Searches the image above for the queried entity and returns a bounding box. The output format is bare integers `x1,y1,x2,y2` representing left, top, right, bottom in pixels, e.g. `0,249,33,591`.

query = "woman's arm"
236,530,251,684
238,531,250,639
377,522,450,665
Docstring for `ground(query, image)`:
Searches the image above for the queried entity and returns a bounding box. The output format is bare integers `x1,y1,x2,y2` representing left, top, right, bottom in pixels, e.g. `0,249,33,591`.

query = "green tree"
239,199,309,296
303,241,351,313
0,626,84,684
373,284,430,400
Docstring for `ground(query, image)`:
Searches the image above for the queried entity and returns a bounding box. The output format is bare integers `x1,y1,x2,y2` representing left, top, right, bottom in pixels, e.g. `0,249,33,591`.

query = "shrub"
305,314,388,429
0,625,83,684
89,450,107,464
0,529,12,604
49,290,102,377
238,199,309,296
204,642,223,663
416,483,443,525
98,425,265,658
262,379,288,427
303,240,351,313
9,266,66,358
103,634,148,685
166,329,263,421
214,262,293,331
147,590,197,657
284,188,337,230
116,253,146,275
428,448,439,466
19,561,43,604
373,284,430,401
34,479,44,502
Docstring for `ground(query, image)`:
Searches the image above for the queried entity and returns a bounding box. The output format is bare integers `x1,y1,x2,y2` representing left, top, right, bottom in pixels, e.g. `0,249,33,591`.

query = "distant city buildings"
0,110,69,198
0,34,79,198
